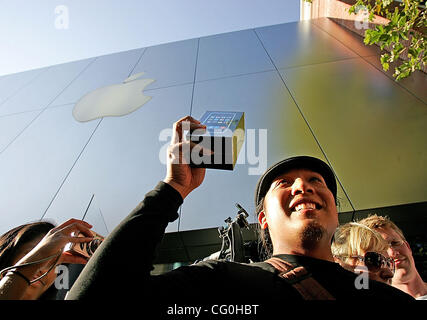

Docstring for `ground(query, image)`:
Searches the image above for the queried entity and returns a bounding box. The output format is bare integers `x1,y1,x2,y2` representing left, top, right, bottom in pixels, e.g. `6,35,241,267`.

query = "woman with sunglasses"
332,222,395,285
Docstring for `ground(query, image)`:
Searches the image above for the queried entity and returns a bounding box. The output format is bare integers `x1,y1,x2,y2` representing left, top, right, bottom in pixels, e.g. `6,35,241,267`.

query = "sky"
0,0,300,77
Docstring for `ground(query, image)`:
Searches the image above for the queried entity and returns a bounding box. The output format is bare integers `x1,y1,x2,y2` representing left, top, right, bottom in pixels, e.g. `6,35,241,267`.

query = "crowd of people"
1,116,426,306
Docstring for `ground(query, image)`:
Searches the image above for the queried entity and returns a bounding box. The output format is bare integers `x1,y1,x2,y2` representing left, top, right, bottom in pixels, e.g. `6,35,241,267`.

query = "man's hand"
163,116,209,199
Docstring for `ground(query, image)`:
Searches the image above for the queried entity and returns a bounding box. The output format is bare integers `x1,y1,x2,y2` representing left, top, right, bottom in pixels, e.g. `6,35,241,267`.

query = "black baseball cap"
255,156,337,209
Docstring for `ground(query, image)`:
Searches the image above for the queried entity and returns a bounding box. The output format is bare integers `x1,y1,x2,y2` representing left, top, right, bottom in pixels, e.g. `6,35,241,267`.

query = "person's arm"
66,116,208,300
0,219,93,300
0,269,33,300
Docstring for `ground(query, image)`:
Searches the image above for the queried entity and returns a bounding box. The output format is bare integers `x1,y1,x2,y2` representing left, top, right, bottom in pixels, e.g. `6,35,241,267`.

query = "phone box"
189,111,245,170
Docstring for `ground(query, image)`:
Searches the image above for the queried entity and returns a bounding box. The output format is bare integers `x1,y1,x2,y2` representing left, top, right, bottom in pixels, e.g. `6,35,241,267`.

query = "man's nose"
291,178,314,196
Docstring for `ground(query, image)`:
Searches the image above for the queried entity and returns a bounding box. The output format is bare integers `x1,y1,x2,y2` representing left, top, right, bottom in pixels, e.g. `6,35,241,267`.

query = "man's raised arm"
66,116,207,300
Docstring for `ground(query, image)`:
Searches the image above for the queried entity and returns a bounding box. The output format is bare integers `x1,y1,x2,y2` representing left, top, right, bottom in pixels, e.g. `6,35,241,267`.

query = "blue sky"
0,0,300,77
0,0,300,75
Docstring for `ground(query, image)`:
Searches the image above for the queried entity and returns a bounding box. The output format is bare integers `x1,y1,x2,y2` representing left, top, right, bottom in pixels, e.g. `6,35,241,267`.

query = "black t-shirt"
149,253,413,302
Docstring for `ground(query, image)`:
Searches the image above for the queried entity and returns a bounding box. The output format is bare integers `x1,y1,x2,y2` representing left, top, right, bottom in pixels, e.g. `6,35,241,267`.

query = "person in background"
359,214,427,300
0,219,94,300
332,221,395,285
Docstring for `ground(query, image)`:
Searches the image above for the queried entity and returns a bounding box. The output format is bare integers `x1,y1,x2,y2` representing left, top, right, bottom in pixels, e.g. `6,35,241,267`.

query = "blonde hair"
358,214,406,241
332,221,389,260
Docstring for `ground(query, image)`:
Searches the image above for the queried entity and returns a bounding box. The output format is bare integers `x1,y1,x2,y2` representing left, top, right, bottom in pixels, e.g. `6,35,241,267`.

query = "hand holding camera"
163,115,209,199
65,230,104,260
28,219,95,266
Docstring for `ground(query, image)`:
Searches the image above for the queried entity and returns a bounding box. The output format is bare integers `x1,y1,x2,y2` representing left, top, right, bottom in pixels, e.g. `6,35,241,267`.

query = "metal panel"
0,111,40,153
0,68,46,106
179,70,353,232
50,48,144,107
311,17,381,57
133,39,198,90
363,55,427,104
0,104,99,235
42,83,193,234
0,59,93,116
255,20,357,69
196,29,274,82
279,58,427,211
1,18,424,240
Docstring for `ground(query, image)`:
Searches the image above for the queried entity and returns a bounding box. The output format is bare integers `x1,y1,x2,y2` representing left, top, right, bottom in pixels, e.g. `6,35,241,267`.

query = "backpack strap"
265,257,335,300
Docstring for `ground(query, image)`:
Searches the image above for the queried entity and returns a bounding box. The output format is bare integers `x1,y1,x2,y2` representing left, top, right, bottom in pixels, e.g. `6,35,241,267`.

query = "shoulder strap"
265,257,335,300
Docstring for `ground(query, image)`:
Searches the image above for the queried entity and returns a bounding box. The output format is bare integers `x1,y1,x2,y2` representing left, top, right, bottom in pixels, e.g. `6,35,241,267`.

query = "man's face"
258,168,338,252
376,226,415,284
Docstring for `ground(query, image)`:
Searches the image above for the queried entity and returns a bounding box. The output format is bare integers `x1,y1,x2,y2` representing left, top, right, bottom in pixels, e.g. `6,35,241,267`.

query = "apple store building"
0,18,426,298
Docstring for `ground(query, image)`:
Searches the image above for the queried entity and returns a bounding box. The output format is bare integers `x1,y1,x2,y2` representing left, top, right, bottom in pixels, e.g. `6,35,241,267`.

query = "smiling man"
67,116,414,307
255,156,339,263
359,215,427,299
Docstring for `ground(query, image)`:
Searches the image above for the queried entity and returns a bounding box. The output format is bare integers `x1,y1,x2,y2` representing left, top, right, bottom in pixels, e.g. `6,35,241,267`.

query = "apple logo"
72,72,155,122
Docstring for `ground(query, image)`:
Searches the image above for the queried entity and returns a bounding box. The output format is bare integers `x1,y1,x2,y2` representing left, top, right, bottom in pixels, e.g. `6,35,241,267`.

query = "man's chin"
300,221,325,251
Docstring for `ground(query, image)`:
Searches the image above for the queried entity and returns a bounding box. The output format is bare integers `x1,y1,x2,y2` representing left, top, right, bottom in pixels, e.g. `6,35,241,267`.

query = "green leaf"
382,62,390,71
364,35,371,45
399,31,409,41
391,12,399,25
408,47,418,58
359,0,425,81
379,33,391,43
398,15,407,27
391,32,400,43
381,53,390,64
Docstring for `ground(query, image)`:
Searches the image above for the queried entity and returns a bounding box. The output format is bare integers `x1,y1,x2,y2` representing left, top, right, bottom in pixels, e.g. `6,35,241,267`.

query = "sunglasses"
336,251,395,274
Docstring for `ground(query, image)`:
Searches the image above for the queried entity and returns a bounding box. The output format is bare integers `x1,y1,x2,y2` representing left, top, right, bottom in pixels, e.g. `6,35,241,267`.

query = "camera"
65,230,104,259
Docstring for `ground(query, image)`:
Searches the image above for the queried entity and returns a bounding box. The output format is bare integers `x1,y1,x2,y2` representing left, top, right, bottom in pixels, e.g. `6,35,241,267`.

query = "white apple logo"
72,72,155,122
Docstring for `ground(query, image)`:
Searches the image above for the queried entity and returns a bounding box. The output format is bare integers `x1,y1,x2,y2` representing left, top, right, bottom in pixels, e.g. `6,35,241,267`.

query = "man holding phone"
67,116,413,307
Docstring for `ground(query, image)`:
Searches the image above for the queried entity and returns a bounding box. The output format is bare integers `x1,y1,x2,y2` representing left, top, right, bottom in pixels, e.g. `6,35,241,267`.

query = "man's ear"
258,211,268,230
